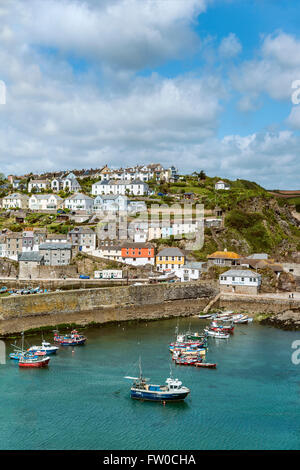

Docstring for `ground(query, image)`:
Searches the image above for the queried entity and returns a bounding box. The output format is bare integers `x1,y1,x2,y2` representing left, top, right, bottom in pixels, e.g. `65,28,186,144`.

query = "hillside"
149,175,300,261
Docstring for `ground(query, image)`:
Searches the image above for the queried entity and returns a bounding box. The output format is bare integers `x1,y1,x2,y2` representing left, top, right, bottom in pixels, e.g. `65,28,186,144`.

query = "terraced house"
68,227,96,250
156,247,185,272
2,193,29,209
29,194,63,211
92,179,150,196
39,243,72,266
28,179,49,192
120,242,155,266
64,193,94,211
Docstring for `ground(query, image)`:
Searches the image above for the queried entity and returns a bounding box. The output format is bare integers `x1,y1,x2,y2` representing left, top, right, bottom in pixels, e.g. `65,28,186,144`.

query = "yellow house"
156,247,185,272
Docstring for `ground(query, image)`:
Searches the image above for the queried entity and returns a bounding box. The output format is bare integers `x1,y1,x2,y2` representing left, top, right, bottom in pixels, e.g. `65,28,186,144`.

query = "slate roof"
221,269,261,278
157,247,185,257
18,252,44,262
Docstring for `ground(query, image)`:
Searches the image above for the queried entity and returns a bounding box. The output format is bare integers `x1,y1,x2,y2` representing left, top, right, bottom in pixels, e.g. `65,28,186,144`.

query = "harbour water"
0,317,300,450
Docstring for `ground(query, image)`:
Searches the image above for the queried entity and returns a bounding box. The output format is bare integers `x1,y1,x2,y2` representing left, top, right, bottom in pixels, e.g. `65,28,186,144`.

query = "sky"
0,0,300,189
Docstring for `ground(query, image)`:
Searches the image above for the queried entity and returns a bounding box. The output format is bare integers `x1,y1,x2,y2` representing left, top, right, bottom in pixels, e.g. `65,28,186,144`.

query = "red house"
121,243,155,266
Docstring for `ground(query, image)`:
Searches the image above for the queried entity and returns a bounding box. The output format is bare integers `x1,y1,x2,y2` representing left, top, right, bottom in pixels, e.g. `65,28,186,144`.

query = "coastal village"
0,162,298,307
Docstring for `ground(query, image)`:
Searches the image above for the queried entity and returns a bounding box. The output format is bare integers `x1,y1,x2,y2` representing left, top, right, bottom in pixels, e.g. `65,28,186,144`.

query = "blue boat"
28,341,59,355
53,330,87,346
125,360,190,402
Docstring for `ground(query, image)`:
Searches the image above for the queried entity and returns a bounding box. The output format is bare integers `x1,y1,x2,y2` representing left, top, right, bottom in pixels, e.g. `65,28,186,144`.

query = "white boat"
233,315,253,324
28,340,59,355
198,314,214,319
204,328,230,339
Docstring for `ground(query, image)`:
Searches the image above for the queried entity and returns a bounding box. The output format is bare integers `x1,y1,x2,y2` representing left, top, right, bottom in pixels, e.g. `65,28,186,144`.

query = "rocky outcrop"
261,308,300,330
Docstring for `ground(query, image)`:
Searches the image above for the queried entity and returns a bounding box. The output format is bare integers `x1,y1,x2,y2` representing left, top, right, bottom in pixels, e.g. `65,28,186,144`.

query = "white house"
51,172,81,193
0,234,7,258
29,194,63,211
175,262,204,282
94,270,123,279
28,179,49,192
92,179,150,196
215,180,230,191
2,193,29,209
64,193,94,211
93,195,128,213
219,269,261,294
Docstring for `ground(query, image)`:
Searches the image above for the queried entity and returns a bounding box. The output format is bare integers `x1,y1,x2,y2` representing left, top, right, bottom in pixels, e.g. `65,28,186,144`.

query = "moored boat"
53,330,87,346
125,359,190,402
204,328,230,339
19,355,50,368
28,340,59,355
194,362,217,369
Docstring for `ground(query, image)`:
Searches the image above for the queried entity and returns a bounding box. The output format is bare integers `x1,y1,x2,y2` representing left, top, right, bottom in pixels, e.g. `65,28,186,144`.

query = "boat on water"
175,356,199,366
9,350,41,361
125,359,190,402
209,321,234,334
28,340,59,355
194,362,217,369
53,329,87,346
10,332,50,368
233,315,253,324
204,328,230,339
198,313,214,319
19,355,50,368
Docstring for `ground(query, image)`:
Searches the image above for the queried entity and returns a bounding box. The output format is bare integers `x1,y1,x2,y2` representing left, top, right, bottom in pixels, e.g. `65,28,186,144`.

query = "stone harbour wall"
0,282,218,335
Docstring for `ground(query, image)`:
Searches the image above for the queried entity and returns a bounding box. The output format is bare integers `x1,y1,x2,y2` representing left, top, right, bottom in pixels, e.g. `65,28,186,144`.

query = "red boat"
210,321,234,334
19,355,50,368
194,362,217,369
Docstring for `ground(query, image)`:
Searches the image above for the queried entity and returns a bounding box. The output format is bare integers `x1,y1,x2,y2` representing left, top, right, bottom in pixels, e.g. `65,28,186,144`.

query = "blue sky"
0,0,300,188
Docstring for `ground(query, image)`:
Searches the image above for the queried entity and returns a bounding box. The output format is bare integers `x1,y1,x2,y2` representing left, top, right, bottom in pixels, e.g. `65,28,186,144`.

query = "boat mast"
139,356,142,379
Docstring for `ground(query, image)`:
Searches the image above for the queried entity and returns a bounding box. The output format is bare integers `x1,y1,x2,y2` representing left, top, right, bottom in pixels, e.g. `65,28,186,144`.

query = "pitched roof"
39,243,72,250
208,251,240,259
67,193,93,201
157,247,185,257
221,269,261,278
18,252,44,262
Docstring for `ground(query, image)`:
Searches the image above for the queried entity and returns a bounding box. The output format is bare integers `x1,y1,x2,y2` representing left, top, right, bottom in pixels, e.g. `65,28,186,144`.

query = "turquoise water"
0,318,300,450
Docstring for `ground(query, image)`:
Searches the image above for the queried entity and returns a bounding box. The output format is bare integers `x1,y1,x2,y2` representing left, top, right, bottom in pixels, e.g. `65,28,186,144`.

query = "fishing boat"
194,362,217,369
198,313,214,319
53,329,87,346
204,328,230,339
185,331,207,341
19,354,50,368
9,350,39,361
175,356,199,366
233,315,253,324
10,332,50,368
209,321,234,334
28,340,59,355
125,360,190,402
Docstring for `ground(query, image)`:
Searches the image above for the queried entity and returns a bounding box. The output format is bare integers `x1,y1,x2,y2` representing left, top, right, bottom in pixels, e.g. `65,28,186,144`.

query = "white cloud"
231,32,300,105
16,0,208,71
0,1,299,189
219,33,242,59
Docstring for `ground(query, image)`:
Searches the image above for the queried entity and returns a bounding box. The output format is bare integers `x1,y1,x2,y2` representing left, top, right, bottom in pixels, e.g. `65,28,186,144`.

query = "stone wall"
220,285,258,295
219,294,300,314
0,281,218,335
19,264,78,280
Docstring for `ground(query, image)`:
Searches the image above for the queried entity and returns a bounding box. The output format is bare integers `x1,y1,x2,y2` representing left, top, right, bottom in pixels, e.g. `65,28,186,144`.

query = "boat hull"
130,390,189,401
19,358,50,368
